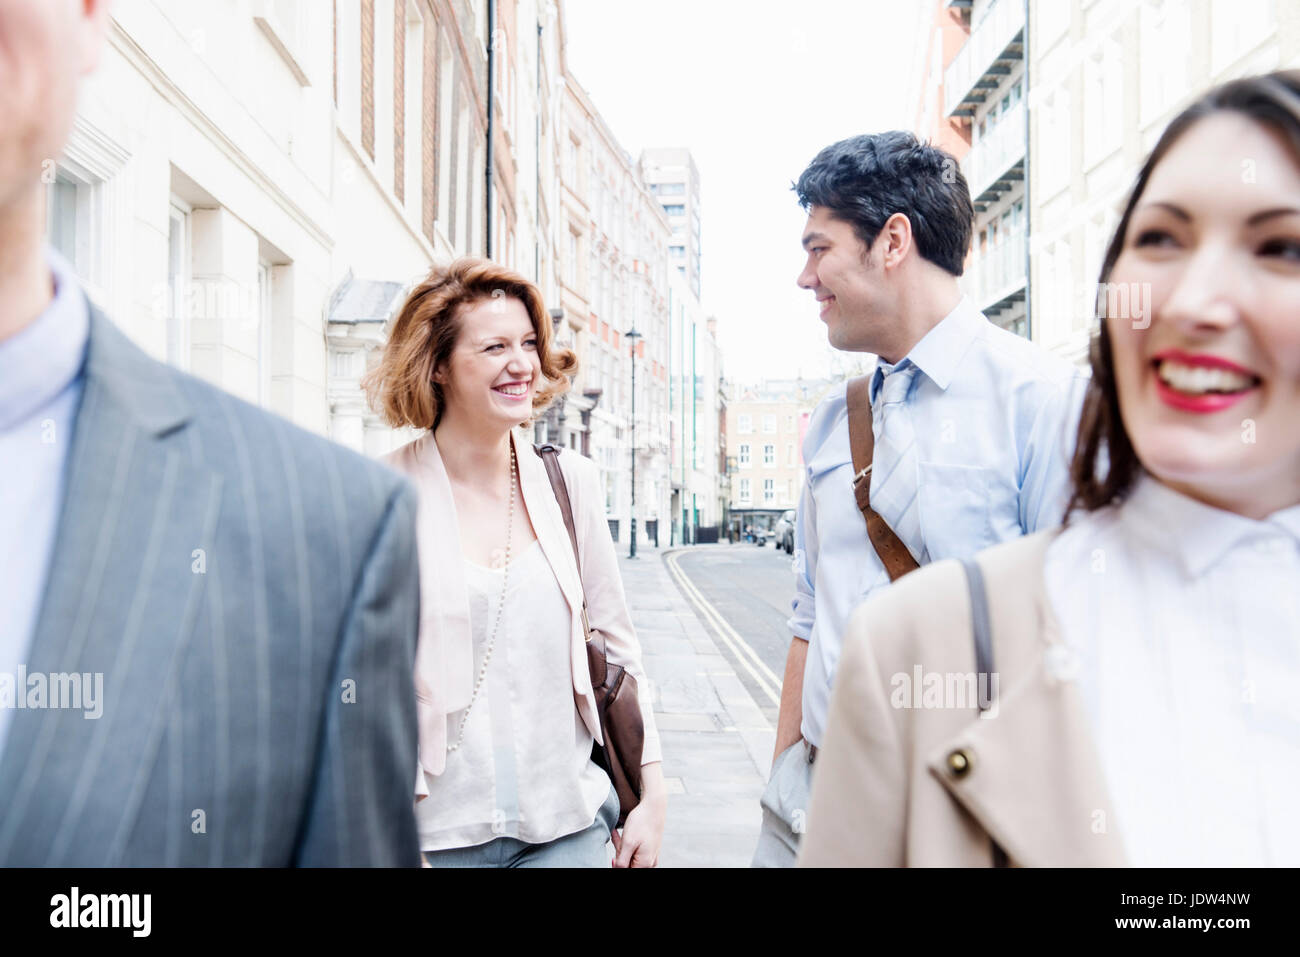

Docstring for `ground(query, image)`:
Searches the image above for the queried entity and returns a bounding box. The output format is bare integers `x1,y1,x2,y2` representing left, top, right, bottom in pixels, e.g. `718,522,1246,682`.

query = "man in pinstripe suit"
0,0,421,865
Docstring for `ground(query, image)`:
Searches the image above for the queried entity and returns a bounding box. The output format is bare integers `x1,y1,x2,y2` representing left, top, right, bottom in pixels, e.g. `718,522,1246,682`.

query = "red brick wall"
394,3,405,203
422,6,438,243
361,0,375,159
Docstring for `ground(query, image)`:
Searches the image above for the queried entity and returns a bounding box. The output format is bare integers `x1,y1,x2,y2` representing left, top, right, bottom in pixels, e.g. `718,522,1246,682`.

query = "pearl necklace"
447,440,517,753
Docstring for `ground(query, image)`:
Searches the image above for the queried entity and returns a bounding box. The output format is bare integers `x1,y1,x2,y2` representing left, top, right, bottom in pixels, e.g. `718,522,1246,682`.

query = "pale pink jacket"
384,430,662,797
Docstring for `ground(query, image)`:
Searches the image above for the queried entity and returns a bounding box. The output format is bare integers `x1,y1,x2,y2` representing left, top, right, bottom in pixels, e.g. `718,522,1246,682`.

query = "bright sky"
562,0,931,386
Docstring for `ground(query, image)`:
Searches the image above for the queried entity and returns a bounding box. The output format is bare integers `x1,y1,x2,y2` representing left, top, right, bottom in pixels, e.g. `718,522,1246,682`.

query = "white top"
1044,474,1300,866
416,539,611,851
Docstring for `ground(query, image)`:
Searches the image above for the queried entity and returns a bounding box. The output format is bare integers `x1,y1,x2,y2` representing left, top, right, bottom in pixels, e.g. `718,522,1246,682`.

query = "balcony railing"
962,106,1025,207
945,0,1025,118
964,230,1026,313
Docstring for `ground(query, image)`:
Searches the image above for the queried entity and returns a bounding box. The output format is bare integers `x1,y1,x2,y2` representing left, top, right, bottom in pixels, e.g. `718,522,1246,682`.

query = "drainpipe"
486,0,496,258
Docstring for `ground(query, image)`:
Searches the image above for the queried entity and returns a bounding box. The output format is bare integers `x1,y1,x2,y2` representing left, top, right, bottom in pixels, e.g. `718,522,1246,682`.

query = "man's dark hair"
794,131,973,276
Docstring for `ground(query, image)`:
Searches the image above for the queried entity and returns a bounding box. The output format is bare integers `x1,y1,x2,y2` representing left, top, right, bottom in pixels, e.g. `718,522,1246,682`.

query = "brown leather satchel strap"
533,444,597,647
845,375,921,582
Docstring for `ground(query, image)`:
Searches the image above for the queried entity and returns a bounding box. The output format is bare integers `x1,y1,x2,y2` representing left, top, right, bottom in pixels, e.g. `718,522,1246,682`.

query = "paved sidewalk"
617,542,774,868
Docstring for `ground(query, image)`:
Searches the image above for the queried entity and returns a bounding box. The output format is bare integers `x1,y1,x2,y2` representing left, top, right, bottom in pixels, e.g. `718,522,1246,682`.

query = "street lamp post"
626,328,643,558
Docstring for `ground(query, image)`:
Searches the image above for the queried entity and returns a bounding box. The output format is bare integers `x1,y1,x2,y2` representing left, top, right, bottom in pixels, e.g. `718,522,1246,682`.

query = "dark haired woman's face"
1108,112,1300,518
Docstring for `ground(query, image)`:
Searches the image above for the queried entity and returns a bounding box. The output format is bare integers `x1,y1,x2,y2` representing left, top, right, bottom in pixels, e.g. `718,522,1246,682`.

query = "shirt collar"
898,295,985,393
0,247,89,431
1123,472,1300,578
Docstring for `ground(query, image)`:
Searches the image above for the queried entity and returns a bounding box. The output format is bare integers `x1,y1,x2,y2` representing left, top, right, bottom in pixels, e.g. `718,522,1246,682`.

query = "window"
739,443,751,468
763,414,776,433
335,0,362,142
739,478,751,503
659,182,684,195
1211,0,1275,74
254,0,311,86
46,174,79,266
662,204,685,217
738,414,752,433
257,261,274,408
331,350,361,378
565,136,579,184
166,199,191,371
670,245,686,260
763,479,775,504
763,444,775,467
1084,38,1122,166
1038,88,1070,197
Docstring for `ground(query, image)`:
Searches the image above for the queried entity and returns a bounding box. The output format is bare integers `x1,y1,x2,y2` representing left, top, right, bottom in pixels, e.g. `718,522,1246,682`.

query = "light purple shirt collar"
0,247,89,431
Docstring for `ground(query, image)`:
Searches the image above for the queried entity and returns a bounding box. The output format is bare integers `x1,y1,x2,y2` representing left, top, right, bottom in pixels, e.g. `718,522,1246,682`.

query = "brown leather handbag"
534,444,644,827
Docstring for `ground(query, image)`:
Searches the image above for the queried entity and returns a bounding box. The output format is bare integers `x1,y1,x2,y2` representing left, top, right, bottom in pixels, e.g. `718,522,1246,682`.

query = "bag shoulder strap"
533,444,597,649
535,444,581,567
958,556,995,707
845,375,921,582
958,553,1008,867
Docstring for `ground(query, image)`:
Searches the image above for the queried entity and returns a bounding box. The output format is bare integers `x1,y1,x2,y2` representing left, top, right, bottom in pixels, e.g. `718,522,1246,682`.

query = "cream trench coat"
384,430,662,798
799,531,1128,867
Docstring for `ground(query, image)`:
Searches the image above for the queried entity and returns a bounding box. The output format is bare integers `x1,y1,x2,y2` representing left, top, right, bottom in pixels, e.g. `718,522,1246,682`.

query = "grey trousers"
422,783,619,868
750,738,816,868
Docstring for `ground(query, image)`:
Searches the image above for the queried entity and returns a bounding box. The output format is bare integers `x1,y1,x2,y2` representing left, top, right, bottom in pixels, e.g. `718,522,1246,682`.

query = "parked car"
775,510,796,554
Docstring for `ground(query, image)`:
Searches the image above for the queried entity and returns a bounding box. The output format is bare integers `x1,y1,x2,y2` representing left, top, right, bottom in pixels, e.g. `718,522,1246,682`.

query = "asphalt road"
668,542,801,728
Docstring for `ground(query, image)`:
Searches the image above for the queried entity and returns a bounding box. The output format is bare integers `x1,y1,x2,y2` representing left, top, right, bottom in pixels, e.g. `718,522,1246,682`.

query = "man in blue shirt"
752,132,1087,866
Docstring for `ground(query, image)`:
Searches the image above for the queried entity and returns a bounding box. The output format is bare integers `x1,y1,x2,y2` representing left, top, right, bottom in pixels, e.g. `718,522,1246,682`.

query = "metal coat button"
946,748,973,779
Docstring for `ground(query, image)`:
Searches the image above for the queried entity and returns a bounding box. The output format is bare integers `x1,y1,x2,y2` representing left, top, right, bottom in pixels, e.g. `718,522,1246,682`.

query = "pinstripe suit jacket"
0,307,422,866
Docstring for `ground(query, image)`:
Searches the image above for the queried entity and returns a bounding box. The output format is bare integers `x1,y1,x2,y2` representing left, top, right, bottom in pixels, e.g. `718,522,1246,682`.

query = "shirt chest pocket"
917,462,1000,560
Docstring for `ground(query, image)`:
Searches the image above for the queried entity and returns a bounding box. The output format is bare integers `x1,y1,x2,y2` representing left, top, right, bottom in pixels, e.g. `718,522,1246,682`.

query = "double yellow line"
663,551,783,706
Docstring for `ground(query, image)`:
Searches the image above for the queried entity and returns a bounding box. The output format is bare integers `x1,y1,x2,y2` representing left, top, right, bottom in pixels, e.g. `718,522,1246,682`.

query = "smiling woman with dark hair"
800,71,1300,868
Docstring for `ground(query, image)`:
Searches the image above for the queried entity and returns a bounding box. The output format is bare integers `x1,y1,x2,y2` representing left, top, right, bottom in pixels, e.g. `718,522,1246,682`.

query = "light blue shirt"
0,249,89,753
789,297,1088,747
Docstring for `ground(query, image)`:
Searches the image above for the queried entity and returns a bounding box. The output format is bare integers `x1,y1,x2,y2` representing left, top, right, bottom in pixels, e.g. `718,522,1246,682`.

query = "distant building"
1028,0,1300,365
640,147,703,299
724,378,834,538
667,270,725,545
558,71,672,545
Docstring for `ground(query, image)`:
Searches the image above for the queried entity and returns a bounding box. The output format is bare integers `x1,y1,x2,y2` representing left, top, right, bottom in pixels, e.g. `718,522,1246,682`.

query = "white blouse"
416,539,612,852
1043,474,1300,866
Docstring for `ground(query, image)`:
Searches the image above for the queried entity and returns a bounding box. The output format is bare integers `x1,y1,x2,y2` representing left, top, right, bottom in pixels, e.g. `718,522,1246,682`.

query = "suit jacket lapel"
925,542,1127,867
0,308,221,866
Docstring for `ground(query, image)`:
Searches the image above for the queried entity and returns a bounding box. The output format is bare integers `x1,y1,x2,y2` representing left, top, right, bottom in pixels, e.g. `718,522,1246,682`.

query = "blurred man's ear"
879,213,913,271
75,0,112,75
